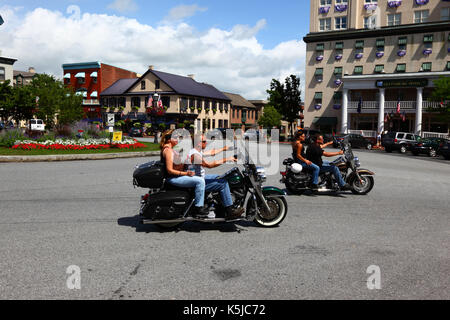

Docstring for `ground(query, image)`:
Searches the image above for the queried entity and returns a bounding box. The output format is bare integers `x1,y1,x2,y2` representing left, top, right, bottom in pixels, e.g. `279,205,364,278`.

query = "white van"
28,119,45,132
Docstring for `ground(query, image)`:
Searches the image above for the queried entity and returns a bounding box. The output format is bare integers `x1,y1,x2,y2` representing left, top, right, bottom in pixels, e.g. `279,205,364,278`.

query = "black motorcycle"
133,149,288,228
280,139,375,195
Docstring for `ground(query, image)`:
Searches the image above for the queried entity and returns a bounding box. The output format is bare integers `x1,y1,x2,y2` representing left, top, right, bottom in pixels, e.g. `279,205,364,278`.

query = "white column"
416,87,423,136
378,88,385,134
341,88,348,134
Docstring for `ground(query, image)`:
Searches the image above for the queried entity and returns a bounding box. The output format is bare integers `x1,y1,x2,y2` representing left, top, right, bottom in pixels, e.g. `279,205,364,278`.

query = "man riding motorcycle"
306,134,351,191
186,134,245,220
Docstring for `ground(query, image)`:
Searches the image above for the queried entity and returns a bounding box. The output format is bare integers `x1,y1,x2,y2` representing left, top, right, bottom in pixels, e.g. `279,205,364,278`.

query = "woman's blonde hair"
160,129,175,151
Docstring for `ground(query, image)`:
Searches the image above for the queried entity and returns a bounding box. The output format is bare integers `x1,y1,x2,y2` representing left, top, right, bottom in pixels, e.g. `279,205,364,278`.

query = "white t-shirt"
186,148,205,178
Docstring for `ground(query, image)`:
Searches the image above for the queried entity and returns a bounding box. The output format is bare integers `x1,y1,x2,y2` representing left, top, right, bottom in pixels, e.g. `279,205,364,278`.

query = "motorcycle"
280,139,375,195
133,148,288,229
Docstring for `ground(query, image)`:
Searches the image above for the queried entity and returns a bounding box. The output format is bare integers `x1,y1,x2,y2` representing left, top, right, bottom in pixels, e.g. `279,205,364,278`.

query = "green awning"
313,117,337,126
333,91,342,99
398,37,407,45
334,67,343,75
447,61,450,70
315,68,323,76
376,38,385,47
422,62,432,71
375,65,384,73
396,64,406,72
335,42,343,49
355,40,364,49
316,43,324,51
314,92,323,100
354,66,363,74
423,35,433,43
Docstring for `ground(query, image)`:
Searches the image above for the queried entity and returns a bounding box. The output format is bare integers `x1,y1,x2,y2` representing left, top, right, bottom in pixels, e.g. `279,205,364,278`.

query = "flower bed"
11,138,146,151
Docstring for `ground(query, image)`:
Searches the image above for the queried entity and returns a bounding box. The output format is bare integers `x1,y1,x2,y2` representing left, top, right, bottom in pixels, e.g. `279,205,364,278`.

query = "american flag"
384,113,388,122
147,95,153,108
157,97,163,108
401,111,406,122
396,99,401,114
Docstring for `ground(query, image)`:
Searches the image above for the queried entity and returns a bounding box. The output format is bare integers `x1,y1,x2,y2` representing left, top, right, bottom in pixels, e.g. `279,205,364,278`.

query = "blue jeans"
204,174,233,207
320,161,346,187
297,161,320,185
166,176,205,207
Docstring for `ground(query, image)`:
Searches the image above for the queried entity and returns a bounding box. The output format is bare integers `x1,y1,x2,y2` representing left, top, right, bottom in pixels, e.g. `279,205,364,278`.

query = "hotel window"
92,77,97,84
118,97,126,107
398,36,407,50
319,18,331,31
335,42,343,56
320,0,331,5
335,17,347,30
155,80,160,90
334,67,343,77
180,97,188,111
131,97,140,108
336,0,348,3
423,34,433,49
141,81,145,90
365,0,377,3
376,38,385,52
355,40,364,55
314,92,323,104
0,67,5,81
414,10,429,24
387,13,401,26
314,68,323,82
421,62,432,72
354,66,363,75
77,77,85,84
333,91,342,104
441,8,450,21
446,62,450,71
396,64,406,73
374,65,384,73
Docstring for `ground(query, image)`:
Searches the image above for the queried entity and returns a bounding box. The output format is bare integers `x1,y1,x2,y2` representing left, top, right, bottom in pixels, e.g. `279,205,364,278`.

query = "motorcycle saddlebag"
143,190,191,220
133,161,165,189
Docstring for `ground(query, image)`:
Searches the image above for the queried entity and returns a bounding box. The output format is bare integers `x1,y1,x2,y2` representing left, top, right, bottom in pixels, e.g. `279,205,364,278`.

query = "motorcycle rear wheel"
252,196,287,228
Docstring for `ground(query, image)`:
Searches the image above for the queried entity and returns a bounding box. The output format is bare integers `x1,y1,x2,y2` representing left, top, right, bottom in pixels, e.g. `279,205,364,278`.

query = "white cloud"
164,4,207,21
107,0,138,13
0,6,305,100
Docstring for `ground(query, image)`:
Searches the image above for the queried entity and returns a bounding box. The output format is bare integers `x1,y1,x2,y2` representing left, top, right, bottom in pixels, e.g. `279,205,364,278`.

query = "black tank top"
292,142,306,162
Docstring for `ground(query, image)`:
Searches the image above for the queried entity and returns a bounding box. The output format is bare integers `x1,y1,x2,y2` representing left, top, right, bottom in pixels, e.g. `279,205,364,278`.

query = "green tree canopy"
428,76,450,123
266,75,302,135
258,105,282,128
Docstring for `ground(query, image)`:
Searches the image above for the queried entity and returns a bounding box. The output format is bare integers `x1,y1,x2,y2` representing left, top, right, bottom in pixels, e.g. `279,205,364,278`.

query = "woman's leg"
167,176,205,207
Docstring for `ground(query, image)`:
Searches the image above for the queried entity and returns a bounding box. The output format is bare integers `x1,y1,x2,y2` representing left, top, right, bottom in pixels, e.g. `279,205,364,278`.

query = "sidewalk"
0,151,160,162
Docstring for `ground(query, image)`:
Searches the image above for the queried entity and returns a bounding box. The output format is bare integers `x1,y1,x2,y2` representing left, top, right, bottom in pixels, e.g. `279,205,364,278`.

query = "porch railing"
82,99,100,105
348,129,377,137
348,101,442,110
422,131,450,139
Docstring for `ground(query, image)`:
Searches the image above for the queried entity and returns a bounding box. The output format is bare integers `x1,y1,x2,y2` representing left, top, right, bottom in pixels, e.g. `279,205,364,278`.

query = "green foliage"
0,80,34,124
428,77,450,123
133,122,142,128
36,131,56,142
158,123,166,131
258,106,282,128
0,129,27,147
266,75,302,135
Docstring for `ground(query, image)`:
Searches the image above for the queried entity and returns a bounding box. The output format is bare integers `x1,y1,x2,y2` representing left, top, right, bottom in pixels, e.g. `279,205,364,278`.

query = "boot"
194,206,209,218
225,206,245,220
340,183,352,191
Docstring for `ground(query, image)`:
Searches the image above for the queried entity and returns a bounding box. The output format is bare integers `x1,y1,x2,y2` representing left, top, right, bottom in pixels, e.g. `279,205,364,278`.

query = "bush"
36,132,56,142
0,128,27,147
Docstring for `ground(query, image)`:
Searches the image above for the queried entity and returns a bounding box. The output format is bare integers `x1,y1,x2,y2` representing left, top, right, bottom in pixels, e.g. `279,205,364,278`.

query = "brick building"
223,92,257,130
62,61,137,122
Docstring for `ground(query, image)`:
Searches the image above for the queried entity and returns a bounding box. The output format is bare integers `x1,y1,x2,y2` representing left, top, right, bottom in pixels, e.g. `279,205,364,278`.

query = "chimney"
28,67,36,73
188,74,195,80
149,65,154,70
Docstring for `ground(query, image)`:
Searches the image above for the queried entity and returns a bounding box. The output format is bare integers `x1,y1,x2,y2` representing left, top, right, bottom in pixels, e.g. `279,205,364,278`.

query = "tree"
29,74,83,129
266,75,302,136
258,106,282,128
0,80,34,124
427,76,450,124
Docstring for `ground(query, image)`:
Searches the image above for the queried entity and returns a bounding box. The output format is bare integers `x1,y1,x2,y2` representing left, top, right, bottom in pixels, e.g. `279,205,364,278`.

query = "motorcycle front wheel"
250,196,287,228
350,175,374,195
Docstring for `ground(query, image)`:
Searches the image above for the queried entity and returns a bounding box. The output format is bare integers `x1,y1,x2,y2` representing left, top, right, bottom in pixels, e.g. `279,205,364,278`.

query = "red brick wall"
63,67,100,99
230,106,256,127
100,63,137,92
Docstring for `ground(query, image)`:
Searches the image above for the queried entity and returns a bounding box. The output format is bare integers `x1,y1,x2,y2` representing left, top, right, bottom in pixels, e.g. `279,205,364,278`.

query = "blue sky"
0,0,310,99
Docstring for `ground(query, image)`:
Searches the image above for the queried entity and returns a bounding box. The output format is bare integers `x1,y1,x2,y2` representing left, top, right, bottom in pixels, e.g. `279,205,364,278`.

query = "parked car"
411,137,449,157
332,134,373,150
27,119,45,132
382,132,421,153
0,121,4,130
129,127,144,137
440,140,450,160
243,129,261,142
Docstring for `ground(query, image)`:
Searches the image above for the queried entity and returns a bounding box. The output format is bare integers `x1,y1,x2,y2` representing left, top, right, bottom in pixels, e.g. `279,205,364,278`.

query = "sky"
0,0,310,99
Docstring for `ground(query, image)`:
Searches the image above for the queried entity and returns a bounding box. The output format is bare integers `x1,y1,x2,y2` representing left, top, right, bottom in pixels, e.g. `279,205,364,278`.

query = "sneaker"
310,183,319,191
340,183,352,191
225,206,245,220
194,206,209,218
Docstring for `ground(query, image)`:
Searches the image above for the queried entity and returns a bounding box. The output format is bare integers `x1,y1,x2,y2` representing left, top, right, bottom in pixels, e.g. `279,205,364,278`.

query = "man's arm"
320,141,333,148
323,150,343,157
202,145,229,157
193,153,235,169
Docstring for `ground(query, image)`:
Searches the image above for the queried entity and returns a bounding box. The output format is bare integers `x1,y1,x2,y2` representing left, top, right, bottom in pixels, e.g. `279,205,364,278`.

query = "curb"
0,151,160,163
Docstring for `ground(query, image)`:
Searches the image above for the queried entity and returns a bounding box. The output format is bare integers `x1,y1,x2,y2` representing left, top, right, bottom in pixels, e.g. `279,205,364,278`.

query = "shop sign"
375,79,428,88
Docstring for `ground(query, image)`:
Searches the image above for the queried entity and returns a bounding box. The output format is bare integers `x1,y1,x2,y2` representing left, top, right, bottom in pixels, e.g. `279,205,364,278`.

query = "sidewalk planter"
397,50,406,57
387,0,402,8
12,138,146,151
376,51,384,58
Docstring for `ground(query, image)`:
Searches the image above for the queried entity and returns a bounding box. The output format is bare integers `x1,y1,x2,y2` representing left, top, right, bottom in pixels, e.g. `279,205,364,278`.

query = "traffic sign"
107,113,115,126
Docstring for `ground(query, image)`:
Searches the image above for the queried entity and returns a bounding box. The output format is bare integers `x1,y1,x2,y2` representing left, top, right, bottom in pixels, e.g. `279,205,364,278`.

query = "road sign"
113,131,122,142
107,113,115,126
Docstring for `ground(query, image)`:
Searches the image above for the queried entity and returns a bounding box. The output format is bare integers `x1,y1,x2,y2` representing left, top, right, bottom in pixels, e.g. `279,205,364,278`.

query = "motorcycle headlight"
354,157,361,168
256,166,267,182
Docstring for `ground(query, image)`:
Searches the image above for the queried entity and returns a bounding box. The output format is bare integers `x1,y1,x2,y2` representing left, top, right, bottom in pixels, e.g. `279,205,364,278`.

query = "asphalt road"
0,143,449,300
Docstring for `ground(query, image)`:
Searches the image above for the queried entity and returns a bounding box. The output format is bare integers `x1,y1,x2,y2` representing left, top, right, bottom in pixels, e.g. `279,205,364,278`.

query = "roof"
127,69,230,101
13,70,37,78
222,92,256,109
100,78,138,96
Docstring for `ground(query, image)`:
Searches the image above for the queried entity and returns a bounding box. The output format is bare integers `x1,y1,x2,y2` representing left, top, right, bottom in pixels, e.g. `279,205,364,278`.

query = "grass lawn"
0,142,160,156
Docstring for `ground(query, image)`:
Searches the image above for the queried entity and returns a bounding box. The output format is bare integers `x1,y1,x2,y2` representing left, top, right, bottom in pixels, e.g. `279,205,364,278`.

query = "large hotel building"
303,0,450,136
